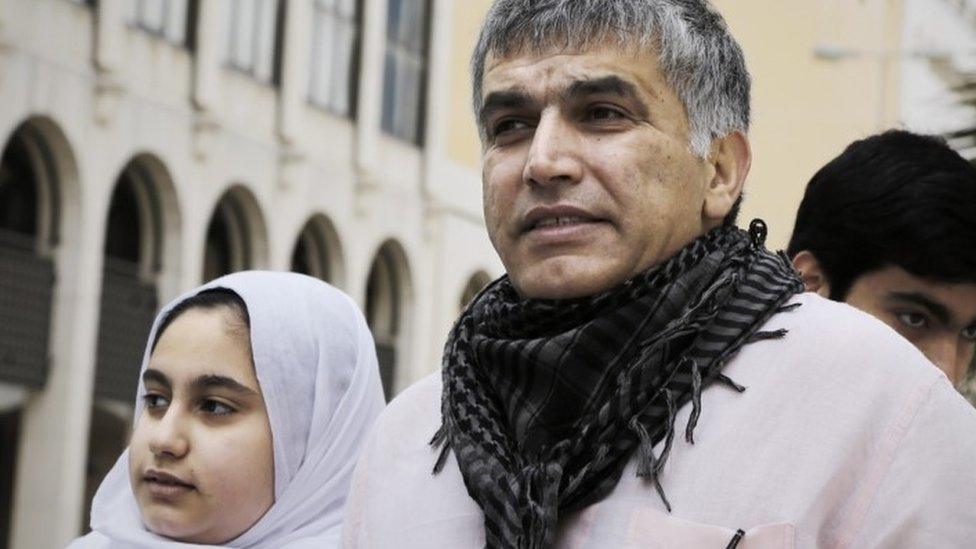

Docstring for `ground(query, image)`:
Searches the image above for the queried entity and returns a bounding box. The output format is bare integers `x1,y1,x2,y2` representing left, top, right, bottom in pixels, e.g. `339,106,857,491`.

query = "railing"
0,228,53,389
93,257,158,402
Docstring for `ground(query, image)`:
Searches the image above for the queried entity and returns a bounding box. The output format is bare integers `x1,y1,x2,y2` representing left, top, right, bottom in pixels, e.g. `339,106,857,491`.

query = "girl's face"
128,307,274,544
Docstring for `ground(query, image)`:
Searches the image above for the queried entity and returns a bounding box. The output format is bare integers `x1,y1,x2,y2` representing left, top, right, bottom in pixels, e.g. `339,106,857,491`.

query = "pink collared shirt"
342,294,976,548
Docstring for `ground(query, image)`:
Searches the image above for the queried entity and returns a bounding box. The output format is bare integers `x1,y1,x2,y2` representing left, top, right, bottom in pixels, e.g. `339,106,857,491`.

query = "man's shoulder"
731,291,950,404
367,371,443,452
766,292,940,376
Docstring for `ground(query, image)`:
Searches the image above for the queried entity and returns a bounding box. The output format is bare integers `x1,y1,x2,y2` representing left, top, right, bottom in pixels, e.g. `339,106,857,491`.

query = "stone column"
11,190,107,549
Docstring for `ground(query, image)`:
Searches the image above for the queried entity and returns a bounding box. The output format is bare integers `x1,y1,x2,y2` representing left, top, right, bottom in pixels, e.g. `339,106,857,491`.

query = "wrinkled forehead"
484,35,652,78
481,42,663,100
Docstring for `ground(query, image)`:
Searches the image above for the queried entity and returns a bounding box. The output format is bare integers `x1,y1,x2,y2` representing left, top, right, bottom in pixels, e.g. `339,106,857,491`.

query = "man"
788,131,976,388
343,2,976,547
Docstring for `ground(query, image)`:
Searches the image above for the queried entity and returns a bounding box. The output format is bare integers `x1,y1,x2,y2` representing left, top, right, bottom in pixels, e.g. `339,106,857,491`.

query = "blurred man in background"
789,130,976,388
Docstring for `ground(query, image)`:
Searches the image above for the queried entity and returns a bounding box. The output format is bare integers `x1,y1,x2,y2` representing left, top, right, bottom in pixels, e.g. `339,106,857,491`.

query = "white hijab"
70,271,386,548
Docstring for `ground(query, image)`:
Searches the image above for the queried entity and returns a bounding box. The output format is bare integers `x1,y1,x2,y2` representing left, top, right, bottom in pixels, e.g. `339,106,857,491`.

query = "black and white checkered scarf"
432,223,804,548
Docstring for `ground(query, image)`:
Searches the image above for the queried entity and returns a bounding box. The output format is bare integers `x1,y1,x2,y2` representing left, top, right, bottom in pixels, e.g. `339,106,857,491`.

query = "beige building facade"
0,1,500,547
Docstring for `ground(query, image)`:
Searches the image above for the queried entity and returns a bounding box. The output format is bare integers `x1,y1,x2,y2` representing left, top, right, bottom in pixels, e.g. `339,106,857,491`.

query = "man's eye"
493,119,530,136
587,106,625,121
896,312,929,329
142,393,169,410
200,399,235,416
962,325,976,341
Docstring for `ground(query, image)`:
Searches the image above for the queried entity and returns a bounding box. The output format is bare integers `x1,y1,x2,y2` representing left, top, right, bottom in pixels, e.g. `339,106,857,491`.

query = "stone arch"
86,152,183,536
365,239,413,400
0,116,79,392
202,185,269,283
458,270,494,313
290,213,345,288
93,153,182,403
0,115,80,547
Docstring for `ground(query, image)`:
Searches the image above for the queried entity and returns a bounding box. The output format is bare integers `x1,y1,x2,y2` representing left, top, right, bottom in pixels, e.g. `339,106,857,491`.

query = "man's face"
845,265,976,383
479,44,721,299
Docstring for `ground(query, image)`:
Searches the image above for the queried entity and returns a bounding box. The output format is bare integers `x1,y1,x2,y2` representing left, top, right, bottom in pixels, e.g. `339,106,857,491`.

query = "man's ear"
703,131,751,224
791,250,832,297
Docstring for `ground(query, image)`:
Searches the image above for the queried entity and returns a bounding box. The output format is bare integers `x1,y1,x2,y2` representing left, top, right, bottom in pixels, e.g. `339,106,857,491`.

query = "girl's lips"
144,469,194,488
144,479,194,499
142,470,195,500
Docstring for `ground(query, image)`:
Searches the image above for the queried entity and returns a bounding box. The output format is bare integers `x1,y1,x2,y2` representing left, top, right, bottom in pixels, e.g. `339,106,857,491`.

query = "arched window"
94,164,161,403
459,271,493,313
203,187,267,283
290,215,343,285
0,127,57,390
365,241,410,400
0,120,64,546
88,155,180,534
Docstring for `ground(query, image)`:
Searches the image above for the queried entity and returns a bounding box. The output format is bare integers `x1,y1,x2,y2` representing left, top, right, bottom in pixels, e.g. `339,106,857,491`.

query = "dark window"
203,197,251,283
365,250,400,400
308,0,362,117
127,0,191,45
203,205,233,282
380,0,431,144
0,136,38,237
290,228,332,282
225,0,282,84
103,177,141,263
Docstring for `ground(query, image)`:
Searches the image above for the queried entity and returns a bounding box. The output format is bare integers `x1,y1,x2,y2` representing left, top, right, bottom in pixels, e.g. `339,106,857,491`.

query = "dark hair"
150,288,251,353
787,130,976,300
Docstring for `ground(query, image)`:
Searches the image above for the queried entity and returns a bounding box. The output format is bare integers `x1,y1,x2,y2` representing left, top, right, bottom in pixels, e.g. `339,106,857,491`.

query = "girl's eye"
143,393,169,410
200,399,235,416
962,325,976,341
896,312,928,329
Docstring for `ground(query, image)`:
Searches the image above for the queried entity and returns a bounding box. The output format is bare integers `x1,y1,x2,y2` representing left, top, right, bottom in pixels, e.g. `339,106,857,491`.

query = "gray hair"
471,0,750,158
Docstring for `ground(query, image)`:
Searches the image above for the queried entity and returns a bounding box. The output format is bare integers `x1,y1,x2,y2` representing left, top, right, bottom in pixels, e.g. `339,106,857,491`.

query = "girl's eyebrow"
142,369,171,389
192,374,258,396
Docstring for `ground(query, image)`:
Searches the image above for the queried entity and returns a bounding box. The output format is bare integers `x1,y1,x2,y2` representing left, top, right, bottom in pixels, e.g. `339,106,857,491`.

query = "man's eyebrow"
563,76,649,118
191,374,259,396
142,369,170,389
479,89,539,128
886,291,951,324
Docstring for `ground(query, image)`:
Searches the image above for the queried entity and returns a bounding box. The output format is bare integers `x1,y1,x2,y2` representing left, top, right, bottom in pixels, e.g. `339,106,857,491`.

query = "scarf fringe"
716,373,747,393
630,388,676,513
520,463,562,549
777,302,802,313
430,425,452,474
748,328,789,343
685,358,703,444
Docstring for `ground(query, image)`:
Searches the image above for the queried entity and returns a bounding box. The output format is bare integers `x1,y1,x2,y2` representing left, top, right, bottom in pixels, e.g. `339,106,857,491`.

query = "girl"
70,271,386,548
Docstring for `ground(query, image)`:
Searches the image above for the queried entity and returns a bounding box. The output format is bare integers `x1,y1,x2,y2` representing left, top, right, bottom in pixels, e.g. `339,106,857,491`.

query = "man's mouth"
532,216,594,229
521,206,608,234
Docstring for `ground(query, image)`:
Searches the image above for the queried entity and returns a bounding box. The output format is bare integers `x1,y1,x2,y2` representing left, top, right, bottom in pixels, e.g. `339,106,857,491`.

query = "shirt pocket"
623,507,795,549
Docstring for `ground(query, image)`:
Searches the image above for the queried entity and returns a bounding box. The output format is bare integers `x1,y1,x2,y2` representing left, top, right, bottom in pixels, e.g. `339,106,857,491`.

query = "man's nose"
522,111,583,187
147,409,189,459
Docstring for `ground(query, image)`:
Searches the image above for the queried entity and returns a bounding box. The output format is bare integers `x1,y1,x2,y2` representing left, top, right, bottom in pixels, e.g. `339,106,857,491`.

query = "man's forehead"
482,45,661,98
